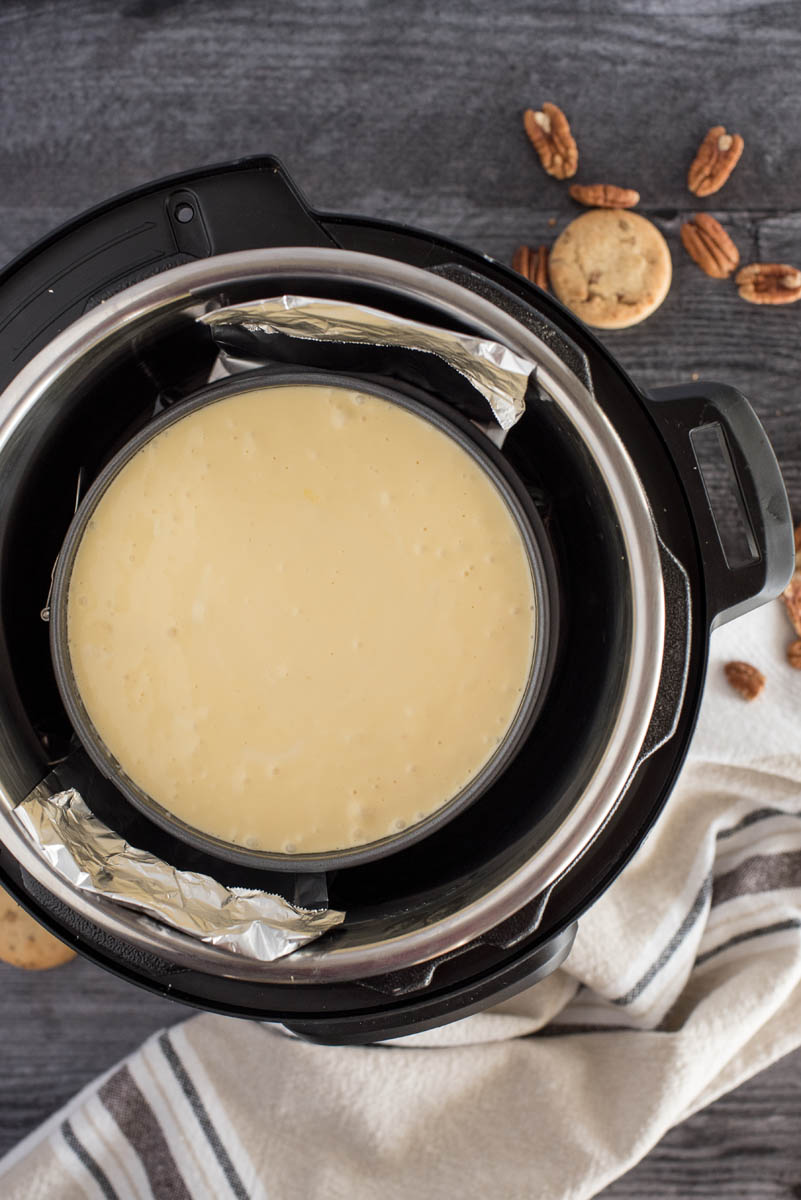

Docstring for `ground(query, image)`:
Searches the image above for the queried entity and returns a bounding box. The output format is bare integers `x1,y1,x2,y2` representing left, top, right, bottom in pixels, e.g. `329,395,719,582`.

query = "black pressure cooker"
0,157,793,1043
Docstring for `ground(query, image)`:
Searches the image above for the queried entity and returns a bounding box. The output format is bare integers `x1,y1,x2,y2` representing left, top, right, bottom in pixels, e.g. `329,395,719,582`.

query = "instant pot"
0,156,793,1043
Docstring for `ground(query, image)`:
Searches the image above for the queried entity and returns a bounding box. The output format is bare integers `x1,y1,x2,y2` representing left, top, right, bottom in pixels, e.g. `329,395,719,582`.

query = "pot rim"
0,248,664,982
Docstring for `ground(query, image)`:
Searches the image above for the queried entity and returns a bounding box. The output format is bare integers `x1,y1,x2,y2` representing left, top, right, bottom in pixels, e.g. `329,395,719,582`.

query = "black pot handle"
647,382,794,628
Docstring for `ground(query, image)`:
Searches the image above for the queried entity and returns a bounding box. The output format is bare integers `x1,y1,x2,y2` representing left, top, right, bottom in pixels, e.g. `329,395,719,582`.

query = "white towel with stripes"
2,598,800,1200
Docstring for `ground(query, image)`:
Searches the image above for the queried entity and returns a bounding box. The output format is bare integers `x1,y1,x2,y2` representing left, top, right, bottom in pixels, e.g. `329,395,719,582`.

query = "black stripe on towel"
61,1119,119,1200
99,1065,192,1200
713,849,801,907
694,917,801,967
610,873,713,1006
535,1021,638,1037
717,807,801,841
535,916,801,1035
607,837,801,1008
158,1032,249,1200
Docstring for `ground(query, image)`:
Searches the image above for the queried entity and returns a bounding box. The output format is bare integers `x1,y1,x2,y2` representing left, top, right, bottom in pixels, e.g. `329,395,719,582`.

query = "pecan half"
787,640,801,670
688,126,744,196
523,104,578,180
784,577,801,634
781,524,801,635
736,263,801,305
512,244,549,291
724,660,766,701
568,183,639,209
680,213,740,278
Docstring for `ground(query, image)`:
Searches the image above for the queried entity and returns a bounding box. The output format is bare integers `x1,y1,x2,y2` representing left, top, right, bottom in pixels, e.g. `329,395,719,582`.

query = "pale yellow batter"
67,383,536,854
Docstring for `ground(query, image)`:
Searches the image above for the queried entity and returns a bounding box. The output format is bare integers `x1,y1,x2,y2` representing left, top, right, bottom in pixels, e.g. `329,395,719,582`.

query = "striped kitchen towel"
1,597,800,1200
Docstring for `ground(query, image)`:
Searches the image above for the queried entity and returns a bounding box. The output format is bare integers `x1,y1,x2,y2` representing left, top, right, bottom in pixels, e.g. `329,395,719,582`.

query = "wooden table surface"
1,2,800,1195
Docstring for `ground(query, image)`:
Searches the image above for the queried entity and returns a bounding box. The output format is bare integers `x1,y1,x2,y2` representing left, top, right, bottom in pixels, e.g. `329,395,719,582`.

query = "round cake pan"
49,369,557,872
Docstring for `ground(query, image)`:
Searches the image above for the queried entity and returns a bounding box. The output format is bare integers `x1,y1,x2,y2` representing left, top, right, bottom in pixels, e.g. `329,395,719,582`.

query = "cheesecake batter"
67,383,536,854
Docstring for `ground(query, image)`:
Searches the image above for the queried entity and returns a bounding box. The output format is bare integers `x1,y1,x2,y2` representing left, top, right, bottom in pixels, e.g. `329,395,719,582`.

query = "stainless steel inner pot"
48,369,557,872
0,248,665,983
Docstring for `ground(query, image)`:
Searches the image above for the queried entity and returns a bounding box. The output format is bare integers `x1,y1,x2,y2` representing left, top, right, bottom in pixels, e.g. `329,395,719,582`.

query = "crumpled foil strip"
199,295,535,430
15,789,345,961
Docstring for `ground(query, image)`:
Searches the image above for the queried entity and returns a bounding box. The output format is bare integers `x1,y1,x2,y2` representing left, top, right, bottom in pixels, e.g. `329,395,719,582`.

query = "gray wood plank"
0,957,191,1154
600,1052,801,1198
0,1,800,1195
0,1,799,233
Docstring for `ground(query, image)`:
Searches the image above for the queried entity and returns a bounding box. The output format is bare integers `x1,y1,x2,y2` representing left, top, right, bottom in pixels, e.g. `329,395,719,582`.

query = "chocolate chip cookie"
549,210,672,329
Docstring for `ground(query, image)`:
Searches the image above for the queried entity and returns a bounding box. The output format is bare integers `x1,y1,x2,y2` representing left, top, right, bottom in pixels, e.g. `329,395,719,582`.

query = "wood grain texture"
0,958,190,1153
0,1,800,1195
